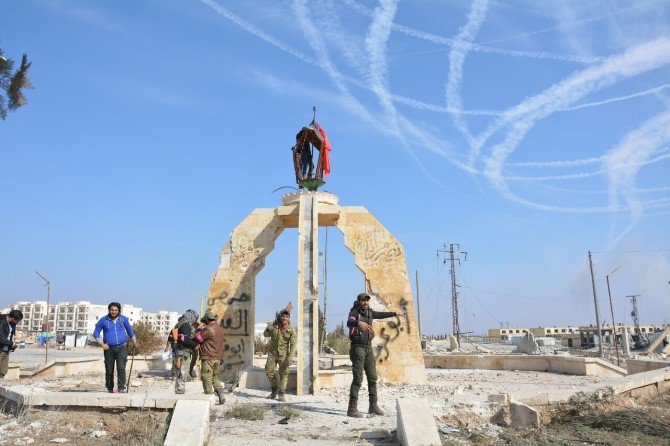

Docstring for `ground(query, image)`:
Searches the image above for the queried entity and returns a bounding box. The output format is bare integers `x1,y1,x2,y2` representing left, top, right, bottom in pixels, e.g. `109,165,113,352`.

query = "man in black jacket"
346,293,406,418
174,309,199,394
0,310,23,380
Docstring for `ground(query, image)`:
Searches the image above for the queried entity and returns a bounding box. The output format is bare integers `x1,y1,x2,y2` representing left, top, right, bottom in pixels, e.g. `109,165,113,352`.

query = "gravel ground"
207,368,621,445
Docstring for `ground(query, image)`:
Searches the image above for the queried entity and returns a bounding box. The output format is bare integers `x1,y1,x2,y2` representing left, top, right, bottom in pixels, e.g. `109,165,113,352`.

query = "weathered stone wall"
207,209,284,379
337,206,426,384
208,199,425,384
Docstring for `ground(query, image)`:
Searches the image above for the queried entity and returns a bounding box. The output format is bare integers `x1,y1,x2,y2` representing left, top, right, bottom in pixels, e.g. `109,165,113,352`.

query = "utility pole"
321,228,329,353
35,271,50,364
627,294,643,347
437,244,467,342
606,266,621,366
588,251,604,357
415,270,421,340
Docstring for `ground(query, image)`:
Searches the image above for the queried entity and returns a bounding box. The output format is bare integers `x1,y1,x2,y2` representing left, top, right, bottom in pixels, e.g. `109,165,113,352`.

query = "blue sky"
1,0,669,335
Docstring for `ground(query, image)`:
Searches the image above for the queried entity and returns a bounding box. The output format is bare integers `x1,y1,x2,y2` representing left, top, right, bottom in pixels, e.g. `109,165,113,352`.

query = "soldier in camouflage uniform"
264,305,297,402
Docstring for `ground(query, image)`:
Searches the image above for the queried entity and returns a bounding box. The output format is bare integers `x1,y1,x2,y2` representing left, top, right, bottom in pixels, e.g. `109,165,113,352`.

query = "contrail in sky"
480,37,670,187
604,111,670,243
445,0,488,148
344,0,603,63
483,0,655,45
200,0,669,217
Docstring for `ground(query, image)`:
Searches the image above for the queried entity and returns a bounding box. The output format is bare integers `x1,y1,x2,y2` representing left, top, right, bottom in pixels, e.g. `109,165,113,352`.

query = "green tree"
0,48,32,120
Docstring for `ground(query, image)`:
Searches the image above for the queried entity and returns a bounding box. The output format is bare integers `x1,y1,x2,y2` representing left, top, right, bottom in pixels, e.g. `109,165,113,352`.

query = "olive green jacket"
263,324,297,358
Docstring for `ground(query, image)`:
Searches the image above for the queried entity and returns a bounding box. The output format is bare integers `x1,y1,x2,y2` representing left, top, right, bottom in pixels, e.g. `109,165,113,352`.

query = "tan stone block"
99,396,132,407
76,394,103,406
42,394,78,406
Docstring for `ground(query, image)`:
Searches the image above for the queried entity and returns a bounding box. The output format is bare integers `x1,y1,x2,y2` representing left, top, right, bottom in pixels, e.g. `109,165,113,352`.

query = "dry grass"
0,403,170,446
277,405,301,419
225,403,266,421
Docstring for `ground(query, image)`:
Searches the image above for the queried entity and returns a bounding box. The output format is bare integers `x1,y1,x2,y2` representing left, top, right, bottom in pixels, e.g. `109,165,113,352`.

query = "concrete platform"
626,358,670,375
0,381,216,410
238,366,351,391
424,354,627,377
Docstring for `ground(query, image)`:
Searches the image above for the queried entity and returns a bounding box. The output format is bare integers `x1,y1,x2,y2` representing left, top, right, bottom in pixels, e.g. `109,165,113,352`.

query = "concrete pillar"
622,328,631,356
296,192,320,395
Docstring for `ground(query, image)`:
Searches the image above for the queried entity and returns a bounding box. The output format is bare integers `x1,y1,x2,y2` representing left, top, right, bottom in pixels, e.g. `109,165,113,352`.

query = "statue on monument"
291,106,332,191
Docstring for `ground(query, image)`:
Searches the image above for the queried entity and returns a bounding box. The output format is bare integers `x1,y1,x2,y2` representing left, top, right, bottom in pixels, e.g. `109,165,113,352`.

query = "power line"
458,285,540,301
590,249,670,253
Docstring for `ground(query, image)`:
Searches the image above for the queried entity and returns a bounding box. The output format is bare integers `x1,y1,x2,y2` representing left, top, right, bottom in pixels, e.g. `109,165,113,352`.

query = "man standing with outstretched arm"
93,302,138,393
346,293,407,418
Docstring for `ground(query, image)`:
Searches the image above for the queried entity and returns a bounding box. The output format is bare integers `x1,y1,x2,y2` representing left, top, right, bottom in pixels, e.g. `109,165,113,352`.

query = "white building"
140,311,180,336
6,300,174,336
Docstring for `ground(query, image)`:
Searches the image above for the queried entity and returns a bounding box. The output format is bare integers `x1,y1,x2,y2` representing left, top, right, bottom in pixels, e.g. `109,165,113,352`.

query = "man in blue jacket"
93,302,138,393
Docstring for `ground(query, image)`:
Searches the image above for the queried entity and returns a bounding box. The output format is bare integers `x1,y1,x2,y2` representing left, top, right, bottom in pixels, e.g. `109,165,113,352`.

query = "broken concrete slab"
396,398,441,446
510,401,540,429
423,354,627,377
514,333,539,354
163,400,210,446
487,393,510,404
449,335,459,351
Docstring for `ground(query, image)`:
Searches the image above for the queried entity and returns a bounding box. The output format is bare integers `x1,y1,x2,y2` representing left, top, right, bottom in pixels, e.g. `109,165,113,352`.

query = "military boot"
215,388,226,405
347,397,364,418
267,387,278,399
277,390,286,402
368,396,384,415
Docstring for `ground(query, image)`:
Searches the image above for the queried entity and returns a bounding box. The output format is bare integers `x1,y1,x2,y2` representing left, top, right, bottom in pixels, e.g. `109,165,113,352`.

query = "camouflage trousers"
349,344,377,400
200,359,223,394
265,353,290,390
174,349,192,394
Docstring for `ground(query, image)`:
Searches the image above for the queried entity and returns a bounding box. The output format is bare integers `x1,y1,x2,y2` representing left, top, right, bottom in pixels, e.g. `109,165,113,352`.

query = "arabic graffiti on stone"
227,293,251,305
375,316,402,361
223,338,246,359
222,360,245,372
221,309,249,335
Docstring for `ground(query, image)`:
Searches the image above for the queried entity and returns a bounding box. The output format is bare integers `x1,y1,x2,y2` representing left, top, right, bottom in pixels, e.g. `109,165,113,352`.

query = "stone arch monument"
207,191,426,395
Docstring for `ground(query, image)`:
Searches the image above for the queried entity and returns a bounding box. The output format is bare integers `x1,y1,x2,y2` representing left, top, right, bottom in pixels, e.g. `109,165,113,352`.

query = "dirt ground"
207,368,623,445
440,391,670,446
2,367,667,445
0,407,170,446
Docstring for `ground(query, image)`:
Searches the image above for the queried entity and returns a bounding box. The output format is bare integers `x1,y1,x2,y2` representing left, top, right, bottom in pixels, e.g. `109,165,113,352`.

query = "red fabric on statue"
315,123,332,178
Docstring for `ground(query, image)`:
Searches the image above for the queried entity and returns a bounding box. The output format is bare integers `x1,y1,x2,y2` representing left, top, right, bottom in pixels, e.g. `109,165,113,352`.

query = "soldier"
264,303,297,402
194,311,226,404
346,293,407,417
174,309,199,394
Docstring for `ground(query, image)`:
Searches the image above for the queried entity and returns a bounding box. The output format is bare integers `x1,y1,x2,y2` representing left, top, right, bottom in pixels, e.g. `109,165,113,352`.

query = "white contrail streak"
445,0,488,147
508,146,670,168
604,111,670,243
344,0,602,63
199,0,315,65
482,37,670,190
365,0,399,133
483,1,655,45
561,83,670,111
